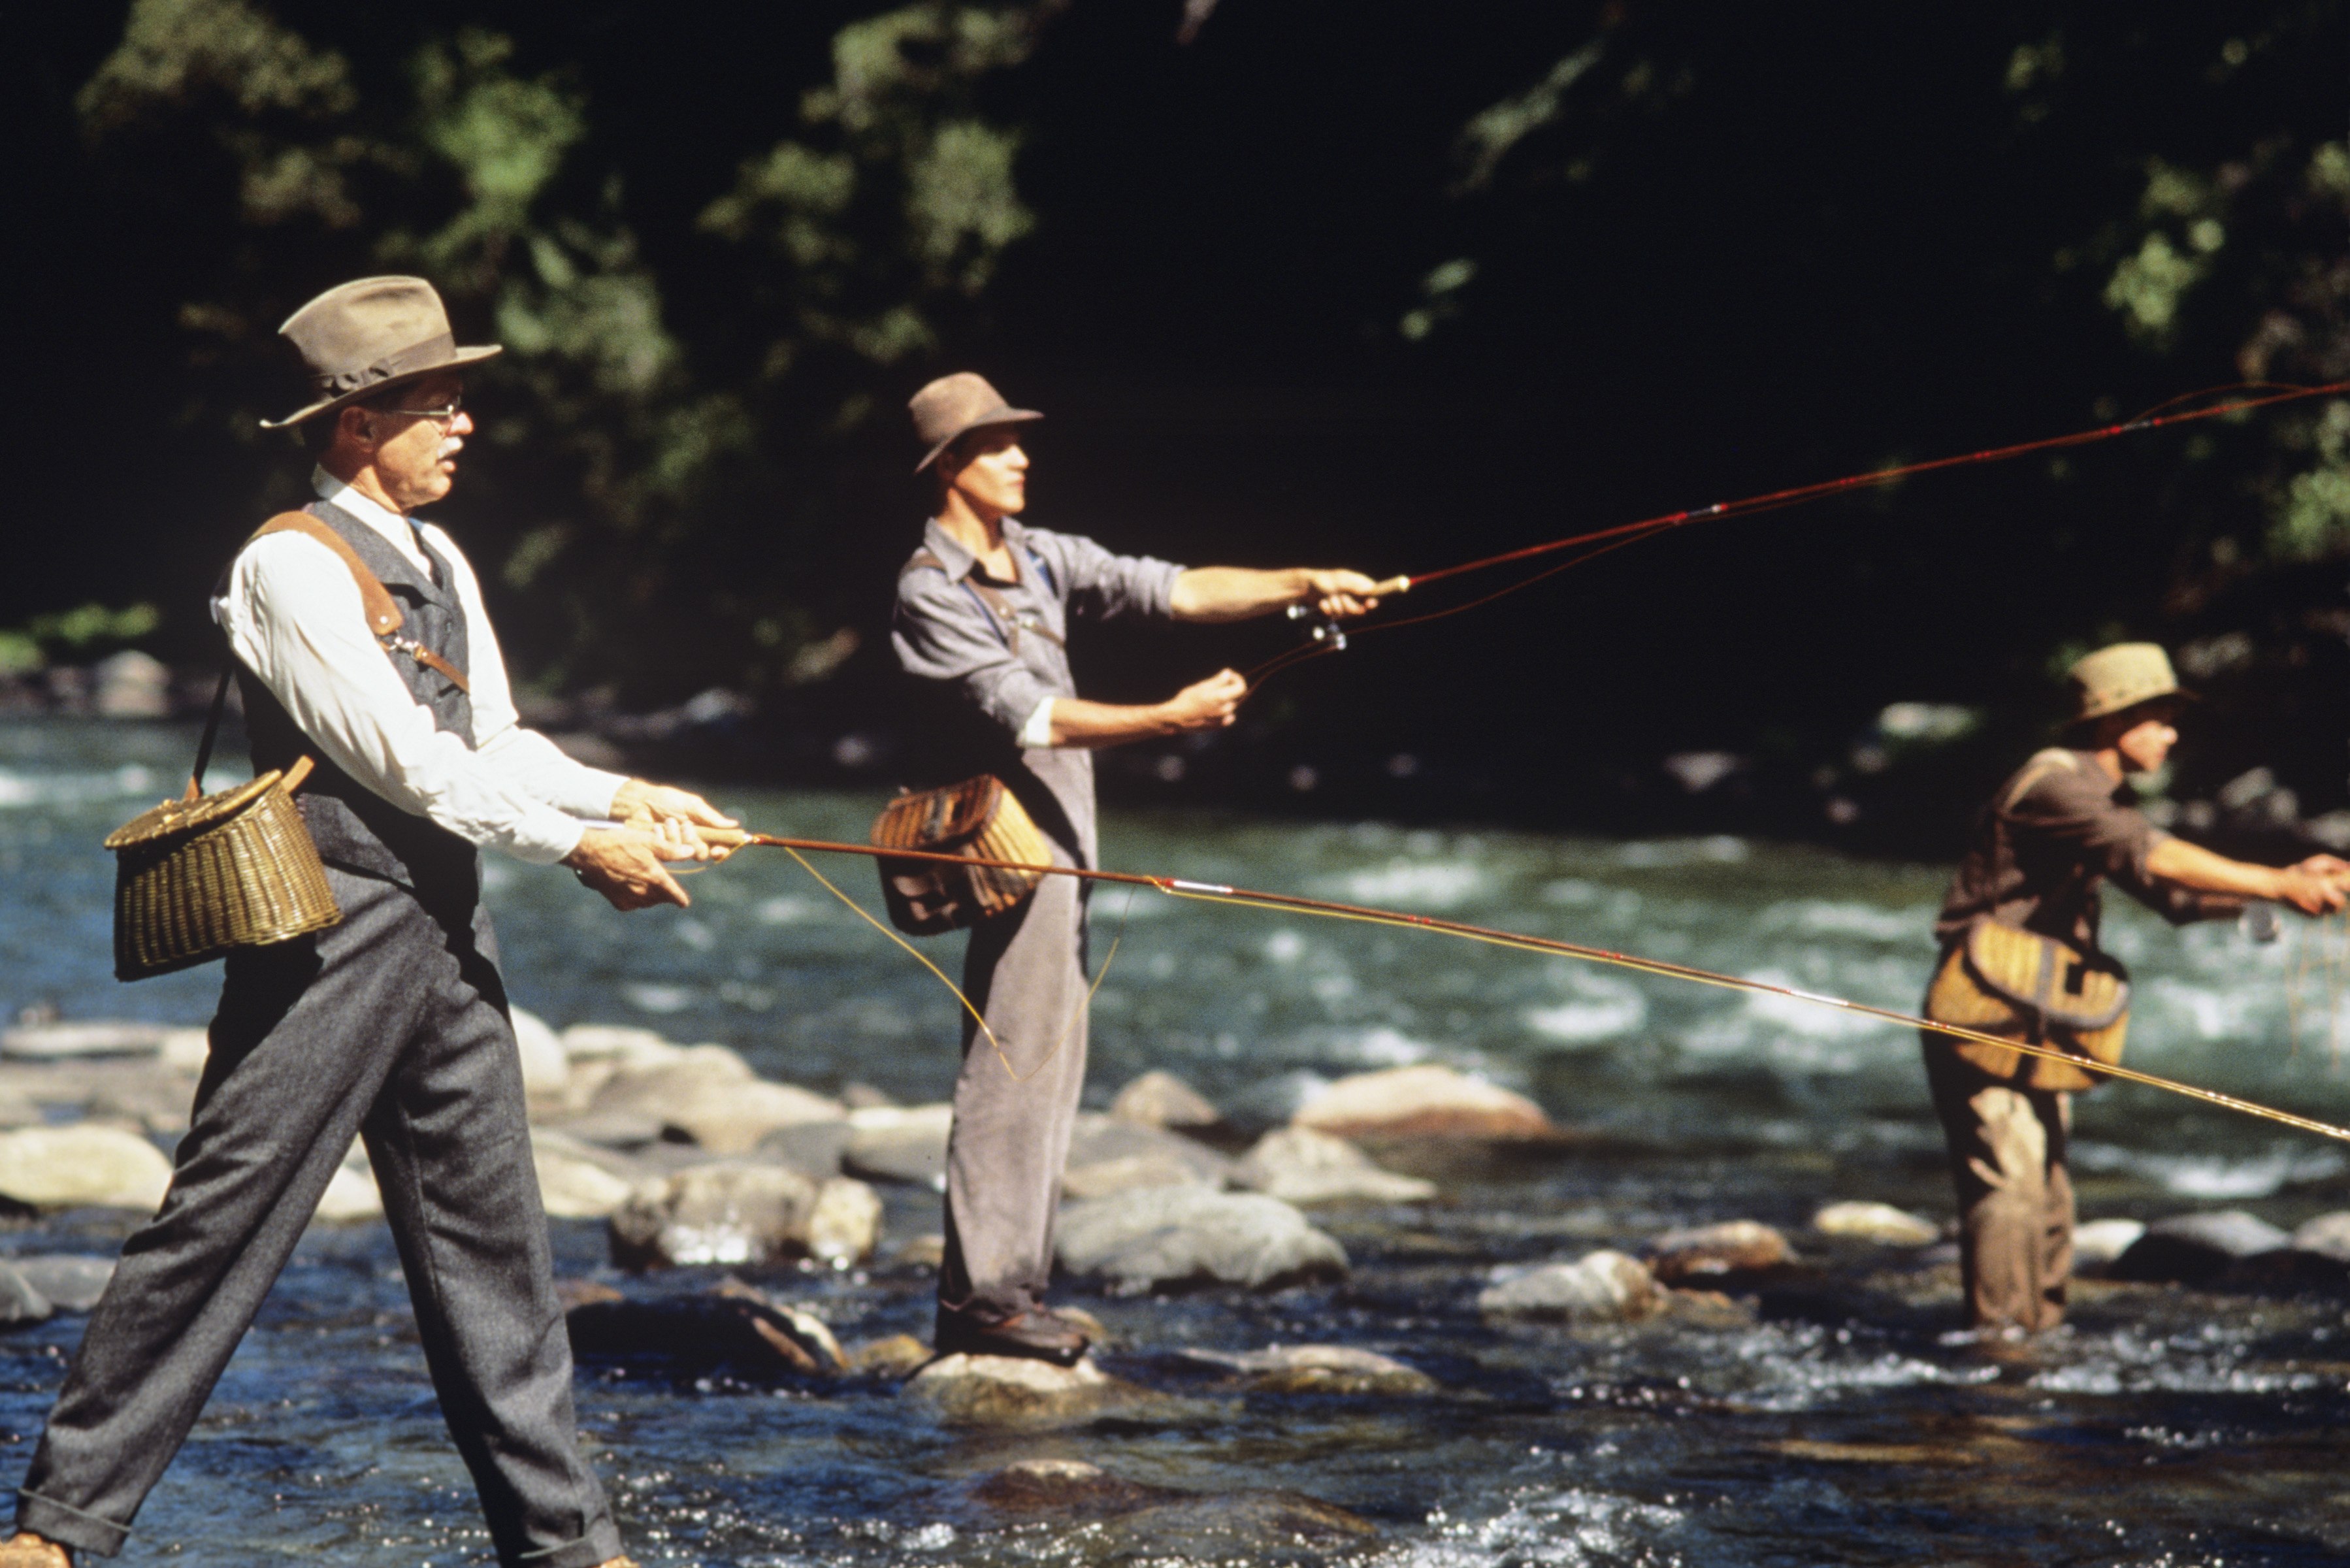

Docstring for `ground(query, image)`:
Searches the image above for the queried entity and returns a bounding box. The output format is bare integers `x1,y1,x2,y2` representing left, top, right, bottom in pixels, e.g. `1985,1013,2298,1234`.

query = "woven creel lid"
105,773,289,853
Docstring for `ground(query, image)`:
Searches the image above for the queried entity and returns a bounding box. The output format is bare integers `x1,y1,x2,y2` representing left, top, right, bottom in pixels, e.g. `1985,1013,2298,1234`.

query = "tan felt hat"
909,371,1041,473
2066,642,2195,724
260,276,501,429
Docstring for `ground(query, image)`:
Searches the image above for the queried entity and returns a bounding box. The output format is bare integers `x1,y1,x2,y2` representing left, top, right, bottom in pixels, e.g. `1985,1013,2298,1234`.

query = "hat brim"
915,408,1043,474
2078,687,2198,725
259,344,502,430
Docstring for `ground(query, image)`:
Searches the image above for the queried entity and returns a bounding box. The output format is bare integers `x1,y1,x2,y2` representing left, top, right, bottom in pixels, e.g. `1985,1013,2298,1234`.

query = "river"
5,719,2349,1565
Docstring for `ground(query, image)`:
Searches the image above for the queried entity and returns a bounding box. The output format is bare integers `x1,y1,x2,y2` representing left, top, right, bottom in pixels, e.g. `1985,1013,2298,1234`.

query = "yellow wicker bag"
1925,920,2130,1092
871,774,1052,935
104,678,339,979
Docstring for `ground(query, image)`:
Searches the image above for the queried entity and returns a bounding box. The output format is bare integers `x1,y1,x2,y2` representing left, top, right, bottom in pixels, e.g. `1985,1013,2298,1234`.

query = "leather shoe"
935,1308,1088,1366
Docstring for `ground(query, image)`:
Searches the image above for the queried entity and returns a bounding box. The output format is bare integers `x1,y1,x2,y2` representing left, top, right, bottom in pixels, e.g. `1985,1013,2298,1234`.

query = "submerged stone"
1812,1200,1940,1245
1479,1250,1663,1323
567,1283,845,1375
1647,1219,1789,1282
967,1457,1377,1548
1164,1343,1437,1395
1055,1185,1348,1293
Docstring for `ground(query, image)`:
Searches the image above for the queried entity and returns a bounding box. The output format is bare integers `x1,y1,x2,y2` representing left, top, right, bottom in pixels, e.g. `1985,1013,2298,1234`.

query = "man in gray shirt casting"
891,372,1390,1364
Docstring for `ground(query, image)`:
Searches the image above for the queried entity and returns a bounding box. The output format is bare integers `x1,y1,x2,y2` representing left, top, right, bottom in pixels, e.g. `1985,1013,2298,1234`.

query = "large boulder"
588,1046,843,1154
1055,1185,1347,1293
609,1165,880,1269
1163,1343,1436,1396
1230,1126,1435,1207
566,1282,845,1375
843,1103,955,1188
0,1125,172,1212
2110,1210,2291,1285
1646,1220,1790,1284
1062,1114,1232,1200
1812,1201,1939,1246
1292,1064,1556,1142
10,1256,114,1313
1108,1071,1227,1135
1478,1250,1663,1324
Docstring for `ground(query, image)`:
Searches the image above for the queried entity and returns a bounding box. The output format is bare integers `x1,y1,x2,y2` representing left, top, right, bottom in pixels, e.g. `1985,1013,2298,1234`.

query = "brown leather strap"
248,510,471,694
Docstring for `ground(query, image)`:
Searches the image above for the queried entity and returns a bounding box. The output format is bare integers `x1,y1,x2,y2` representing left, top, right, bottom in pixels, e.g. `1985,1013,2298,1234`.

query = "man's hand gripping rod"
1285,575,1412,652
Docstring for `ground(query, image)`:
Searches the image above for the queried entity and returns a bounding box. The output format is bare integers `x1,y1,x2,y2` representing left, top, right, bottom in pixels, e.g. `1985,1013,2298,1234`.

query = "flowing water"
6,719,2350,1565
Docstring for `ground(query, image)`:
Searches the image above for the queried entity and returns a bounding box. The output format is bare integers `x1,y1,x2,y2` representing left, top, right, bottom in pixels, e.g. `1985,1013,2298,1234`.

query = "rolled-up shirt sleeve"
892,574,1058,737
1037,531,1184,623
218,536,593,864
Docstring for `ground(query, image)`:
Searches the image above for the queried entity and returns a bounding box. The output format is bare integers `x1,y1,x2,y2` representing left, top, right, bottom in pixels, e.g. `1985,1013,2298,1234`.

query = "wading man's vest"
234,500,480,893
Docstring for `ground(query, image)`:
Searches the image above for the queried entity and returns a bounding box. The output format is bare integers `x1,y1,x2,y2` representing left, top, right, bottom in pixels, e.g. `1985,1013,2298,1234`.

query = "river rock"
1293,1064,1556,1142
1478,1250,1663,1323
0,1125,172,1212
510,1008,572,1107
94,651,171,718
843,1103,954,1187
2290,1211,2350,1263
1109,1070,1226,1134
2072,1218,2148,1269
757,1118,853,1179
10,1256,114,1313
845,1333,933,1375
806,1174,885,1265
970,1458,1377,1549
544,1110,666,1151
561,1024,682,1067
1230,1126,1437,1206
906,1352,1130,1424
1812,1200,1939,1245
567,1284,846,1375
0,1020,171,1059
608,1165,879,1269
1062,1114,1232,1200
314,1144,384,1223
1647,1220,1790,1282
0,1086,39,1131
2110,1210,2292,1285
1166,1343,1437,1395
532,1136,638,1220
0,1263,52,1327
160,1028,211,1073
589,1046,843,1154
1055,1184,1347,1293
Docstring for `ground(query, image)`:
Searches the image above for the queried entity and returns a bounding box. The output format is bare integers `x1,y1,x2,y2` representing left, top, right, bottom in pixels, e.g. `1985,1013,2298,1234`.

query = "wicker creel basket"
871,774,1052,935
105,764,340,981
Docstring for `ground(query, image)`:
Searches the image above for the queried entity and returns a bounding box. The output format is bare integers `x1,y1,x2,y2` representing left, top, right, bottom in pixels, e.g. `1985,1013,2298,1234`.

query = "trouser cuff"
512,1518,625,1568
17,1490,131,1558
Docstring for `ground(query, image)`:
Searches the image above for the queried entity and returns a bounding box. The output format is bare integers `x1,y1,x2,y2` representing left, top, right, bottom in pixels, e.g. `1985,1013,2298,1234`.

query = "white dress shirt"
211,468,627,864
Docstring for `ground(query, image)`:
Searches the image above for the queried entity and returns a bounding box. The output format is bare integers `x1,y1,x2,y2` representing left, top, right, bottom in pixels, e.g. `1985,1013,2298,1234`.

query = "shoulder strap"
2000,748,2080,813
246,510,471,694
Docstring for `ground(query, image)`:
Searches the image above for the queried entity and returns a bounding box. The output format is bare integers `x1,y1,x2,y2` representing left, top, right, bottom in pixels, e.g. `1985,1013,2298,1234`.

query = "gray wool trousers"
16,868,621,1568
938,858,1091,1326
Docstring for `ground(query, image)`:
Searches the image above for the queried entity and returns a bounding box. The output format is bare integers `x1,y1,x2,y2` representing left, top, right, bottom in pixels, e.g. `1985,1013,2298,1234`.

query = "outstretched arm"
1168,566,1401,623
1042,669,1247,748
2146,838,2350,916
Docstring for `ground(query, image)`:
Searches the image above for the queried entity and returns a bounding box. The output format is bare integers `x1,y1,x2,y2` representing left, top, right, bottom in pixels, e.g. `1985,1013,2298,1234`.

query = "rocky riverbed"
8,720,2350,1564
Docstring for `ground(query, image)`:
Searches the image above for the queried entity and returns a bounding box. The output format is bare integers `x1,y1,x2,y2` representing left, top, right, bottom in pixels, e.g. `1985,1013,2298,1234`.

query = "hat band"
315,331,456,396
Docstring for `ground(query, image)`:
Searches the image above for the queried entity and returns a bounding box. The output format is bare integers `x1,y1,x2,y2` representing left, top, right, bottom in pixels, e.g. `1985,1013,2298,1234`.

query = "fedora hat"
909,372,1041,473
260,276,501,429
2066,642,2196,725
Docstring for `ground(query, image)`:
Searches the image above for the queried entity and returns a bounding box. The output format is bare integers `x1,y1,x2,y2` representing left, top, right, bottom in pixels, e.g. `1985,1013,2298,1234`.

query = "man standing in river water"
1921,642,2350,1335
890,373,1393,1364
3,277,732,1568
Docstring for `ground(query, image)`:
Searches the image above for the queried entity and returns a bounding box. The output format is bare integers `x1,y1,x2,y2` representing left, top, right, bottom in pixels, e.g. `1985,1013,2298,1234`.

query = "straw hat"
2066,642,2195,725
259,276,501,429
909,372,1041,472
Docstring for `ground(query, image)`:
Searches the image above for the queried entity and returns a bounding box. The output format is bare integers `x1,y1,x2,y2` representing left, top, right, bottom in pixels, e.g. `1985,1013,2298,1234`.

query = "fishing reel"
1286,601,1348,652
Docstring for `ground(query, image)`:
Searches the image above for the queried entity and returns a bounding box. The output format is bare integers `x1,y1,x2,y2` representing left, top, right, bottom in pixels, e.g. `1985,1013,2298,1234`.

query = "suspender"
903,545,1066,653
248,511,474,694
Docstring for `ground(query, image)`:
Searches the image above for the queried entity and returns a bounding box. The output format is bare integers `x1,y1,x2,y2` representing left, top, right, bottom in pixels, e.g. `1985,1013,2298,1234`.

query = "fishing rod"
705,830,2350,1147
1256,378,2350,685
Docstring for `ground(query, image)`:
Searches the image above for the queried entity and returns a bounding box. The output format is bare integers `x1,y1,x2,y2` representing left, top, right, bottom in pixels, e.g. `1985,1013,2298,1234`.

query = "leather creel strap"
251,511,471,694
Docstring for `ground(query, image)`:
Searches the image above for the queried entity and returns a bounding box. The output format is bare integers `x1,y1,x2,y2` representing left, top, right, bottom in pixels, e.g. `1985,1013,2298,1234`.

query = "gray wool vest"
234,500,481,892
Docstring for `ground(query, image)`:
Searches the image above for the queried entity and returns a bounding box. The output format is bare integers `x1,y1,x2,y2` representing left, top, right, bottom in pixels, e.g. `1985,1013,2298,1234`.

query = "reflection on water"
4,721,2350,1565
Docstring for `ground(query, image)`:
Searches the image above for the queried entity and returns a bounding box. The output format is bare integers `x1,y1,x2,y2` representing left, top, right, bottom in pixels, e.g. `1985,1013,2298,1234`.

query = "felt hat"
2066,642,2195,725
259,276,501,429
909,372,1041,473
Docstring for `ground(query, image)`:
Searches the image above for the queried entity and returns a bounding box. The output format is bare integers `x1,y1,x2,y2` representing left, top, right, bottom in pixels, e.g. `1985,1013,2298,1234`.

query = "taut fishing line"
710,832,2350,1145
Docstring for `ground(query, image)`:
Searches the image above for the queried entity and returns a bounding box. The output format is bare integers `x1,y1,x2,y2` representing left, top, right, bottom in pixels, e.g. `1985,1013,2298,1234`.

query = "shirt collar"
921,515,1030,585
313,466,431,574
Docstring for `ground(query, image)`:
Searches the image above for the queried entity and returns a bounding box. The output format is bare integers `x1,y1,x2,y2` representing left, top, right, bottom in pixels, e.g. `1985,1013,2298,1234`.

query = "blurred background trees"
7,1,2345,845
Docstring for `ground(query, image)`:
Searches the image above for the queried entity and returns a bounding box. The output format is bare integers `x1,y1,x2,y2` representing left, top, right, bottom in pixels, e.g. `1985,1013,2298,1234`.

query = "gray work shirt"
891,516,1184,864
